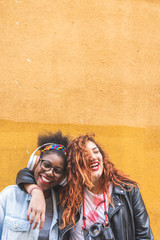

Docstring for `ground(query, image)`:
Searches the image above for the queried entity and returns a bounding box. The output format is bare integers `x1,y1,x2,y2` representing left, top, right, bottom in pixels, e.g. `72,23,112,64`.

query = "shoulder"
1,185,19,193
113,184,144,210
0,185,24,198
113,183,140,196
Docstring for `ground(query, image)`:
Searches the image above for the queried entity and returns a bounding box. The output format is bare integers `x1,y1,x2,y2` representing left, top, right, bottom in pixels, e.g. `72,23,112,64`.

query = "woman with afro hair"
0,130,69,240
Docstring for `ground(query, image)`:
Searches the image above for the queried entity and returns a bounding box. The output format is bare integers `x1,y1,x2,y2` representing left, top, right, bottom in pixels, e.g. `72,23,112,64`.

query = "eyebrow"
92,147,98,150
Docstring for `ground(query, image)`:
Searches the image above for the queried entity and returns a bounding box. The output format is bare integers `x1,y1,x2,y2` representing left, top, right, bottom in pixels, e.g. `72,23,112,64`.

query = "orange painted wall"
0,0,160,238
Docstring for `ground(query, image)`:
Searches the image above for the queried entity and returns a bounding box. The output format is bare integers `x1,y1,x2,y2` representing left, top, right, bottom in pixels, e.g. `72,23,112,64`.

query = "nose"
45,168,54,176
89,152,97,161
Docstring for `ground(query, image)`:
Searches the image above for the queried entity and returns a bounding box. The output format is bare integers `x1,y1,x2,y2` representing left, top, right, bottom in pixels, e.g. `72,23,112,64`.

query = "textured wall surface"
0,0,160,238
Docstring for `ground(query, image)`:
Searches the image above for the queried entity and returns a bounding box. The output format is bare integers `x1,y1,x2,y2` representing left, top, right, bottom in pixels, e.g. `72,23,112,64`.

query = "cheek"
100,160,104,172
34,171,38,182
100,156,103,165
34,166,41,182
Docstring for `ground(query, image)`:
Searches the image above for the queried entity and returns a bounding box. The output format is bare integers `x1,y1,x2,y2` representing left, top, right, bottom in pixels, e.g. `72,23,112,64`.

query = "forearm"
16,168,45,230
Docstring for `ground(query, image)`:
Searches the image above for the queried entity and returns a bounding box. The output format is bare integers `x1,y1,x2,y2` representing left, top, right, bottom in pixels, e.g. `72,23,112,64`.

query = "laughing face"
86,141,104,184
34,152,65,192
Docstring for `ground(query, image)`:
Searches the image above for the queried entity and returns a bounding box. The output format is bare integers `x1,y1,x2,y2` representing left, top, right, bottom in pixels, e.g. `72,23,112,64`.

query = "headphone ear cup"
33,156,40,171
27,155,39,171
59,177,67,186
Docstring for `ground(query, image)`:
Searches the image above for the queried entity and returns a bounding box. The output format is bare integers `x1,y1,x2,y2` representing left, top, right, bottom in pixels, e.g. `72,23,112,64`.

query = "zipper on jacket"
61,224,74,240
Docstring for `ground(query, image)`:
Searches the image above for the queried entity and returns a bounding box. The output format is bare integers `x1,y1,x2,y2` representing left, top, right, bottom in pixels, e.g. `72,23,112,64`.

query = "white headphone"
27,143,56,171
27,143,67,186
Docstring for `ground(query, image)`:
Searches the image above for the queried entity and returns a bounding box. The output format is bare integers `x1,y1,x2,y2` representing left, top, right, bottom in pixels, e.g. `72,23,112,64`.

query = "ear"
27,155,40,171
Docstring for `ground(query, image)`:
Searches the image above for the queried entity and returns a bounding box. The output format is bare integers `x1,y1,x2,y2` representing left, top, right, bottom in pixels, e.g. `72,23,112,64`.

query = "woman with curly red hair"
59,134,153,240
16,133,153,240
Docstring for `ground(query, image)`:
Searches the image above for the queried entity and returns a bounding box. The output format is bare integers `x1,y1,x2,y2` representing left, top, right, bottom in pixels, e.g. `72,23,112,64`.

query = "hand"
27,188,46,230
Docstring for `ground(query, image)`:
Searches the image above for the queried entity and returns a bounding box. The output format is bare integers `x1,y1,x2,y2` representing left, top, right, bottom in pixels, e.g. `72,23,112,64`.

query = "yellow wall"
0,0,160,238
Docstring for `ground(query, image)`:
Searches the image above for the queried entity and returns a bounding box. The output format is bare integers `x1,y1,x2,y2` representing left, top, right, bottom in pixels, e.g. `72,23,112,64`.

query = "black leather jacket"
16,168,154,240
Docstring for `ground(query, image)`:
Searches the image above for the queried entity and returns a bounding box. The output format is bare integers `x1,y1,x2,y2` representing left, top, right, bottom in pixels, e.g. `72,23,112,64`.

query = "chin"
92,172,103,182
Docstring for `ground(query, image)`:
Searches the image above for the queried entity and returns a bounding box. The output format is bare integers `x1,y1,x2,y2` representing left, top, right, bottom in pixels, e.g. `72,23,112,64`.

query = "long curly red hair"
60,134,137,228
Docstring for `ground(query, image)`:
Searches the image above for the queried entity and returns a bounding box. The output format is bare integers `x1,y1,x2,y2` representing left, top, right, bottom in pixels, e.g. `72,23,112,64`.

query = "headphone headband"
27,143,55,170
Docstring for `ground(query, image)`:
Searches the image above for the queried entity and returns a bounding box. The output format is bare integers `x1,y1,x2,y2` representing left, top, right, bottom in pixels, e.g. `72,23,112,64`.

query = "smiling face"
86,141,104,184
34,152,65,192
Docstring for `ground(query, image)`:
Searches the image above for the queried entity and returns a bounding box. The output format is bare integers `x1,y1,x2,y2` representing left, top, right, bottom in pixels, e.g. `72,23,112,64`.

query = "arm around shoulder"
16,167,36,191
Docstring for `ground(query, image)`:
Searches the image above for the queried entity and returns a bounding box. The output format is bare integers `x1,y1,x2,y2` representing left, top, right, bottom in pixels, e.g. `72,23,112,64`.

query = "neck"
43,189,51,199
90,179,103,195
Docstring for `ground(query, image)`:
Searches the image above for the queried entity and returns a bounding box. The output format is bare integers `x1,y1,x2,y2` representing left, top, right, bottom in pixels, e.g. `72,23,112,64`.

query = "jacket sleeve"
131,187,154,240
0,192,5,238
16,168,36,191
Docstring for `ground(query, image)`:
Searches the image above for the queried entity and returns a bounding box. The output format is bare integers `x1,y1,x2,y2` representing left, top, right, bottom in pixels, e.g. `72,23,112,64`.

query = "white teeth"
90,163,99,168
41,176,51,183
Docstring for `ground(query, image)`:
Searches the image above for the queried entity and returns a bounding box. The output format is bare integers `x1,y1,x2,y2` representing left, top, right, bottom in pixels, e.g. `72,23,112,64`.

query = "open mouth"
90,161,99,171
40,175,54,185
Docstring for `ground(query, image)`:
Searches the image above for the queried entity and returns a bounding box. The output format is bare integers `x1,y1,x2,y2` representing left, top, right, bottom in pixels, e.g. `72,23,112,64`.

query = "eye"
54,168,64,174
42,161,52,169
94,150,99,154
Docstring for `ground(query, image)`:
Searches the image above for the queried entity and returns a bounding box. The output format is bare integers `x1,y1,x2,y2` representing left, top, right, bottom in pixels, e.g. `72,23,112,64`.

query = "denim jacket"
0,185,59,240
